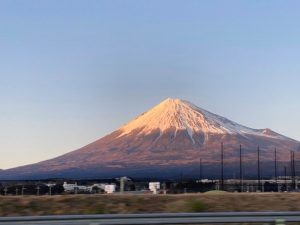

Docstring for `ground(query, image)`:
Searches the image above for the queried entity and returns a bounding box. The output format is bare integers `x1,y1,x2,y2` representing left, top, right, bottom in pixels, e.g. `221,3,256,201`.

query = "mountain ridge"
1,98,299,179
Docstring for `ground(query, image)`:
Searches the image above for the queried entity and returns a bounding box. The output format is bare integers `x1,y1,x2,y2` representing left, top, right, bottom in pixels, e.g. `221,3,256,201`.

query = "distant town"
0,175,299,196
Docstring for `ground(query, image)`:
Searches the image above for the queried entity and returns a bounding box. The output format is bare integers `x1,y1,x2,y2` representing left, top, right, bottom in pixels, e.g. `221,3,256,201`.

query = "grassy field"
0,192,300,216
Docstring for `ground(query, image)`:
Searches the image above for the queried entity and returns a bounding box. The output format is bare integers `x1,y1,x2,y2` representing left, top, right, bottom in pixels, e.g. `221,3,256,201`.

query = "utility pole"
293,151,296,189
257,145,261,192
294,152,297,189
291,151,296,190
239,144,243,192
74,182,78,195
221,142,224,191
120,177,127,194
291,151,293,190
36,185,40,196
274,148,279,192
284,166,287,192
21,186,26,196
275,148,278,184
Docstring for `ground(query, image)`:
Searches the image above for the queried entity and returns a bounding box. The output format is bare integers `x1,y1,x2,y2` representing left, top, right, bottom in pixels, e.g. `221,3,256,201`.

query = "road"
0,212,297,224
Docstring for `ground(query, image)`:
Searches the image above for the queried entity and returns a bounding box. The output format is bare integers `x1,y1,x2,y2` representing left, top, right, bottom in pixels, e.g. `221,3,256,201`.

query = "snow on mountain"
118,98,287,143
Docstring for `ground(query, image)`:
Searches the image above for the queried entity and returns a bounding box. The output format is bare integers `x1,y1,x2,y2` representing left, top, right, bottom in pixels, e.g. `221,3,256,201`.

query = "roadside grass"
0,193,299,216
186,200,206,212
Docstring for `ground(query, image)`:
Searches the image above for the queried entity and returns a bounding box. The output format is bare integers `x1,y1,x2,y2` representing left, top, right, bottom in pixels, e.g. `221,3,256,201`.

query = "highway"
0,212,298,224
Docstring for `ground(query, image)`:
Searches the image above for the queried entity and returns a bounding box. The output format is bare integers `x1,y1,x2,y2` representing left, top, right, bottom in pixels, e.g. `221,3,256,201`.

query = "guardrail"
0,212,298,224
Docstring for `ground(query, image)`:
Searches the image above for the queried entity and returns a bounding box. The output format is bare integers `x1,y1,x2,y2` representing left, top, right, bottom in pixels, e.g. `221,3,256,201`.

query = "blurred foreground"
1,192,300,216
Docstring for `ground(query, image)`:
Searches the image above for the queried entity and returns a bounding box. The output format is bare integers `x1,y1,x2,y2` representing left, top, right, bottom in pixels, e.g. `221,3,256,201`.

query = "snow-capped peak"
118,98,287,143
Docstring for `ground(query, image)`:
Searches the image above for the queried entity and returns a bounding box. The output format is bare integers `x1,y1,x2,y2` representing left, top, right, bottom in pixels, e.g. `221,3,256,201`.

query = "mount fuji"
1,98,299,179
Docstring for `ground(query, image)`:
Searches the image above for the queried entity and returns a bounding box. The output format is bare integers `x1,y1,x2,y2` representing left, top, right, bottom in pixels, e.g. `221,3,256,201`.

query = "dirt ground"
0,192,299,216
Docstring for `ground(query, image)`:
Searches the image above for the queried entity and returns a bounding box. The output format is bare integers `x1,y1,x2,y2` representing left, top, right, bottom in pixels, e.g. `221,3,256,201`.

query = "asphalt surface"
0,212,297,224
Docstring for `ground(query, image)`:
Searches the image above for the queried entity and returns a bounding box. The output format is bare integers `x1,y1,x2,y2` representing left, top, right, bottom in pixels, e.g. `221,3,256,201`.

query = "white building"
149,182,160,194
63,182,117,194
63,182,78,192
63,182,91,192
104,184,116,194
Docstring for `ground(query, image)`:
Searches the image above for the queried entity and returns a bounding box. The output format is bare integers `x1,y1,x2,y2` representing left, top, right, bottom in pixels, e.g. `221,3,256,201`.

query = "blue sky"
1,0,300,168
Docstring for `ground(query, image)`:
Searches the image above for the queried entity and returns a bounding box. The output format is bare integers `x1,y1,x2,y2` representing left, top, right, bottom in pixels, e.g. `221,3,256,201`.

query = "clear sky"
1,0,300,169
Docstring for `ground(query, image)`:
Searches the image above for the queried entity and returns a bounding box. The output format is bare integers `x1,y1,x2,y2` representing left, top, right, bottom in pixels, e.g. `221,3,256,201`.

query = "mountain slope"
1,98,299,179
